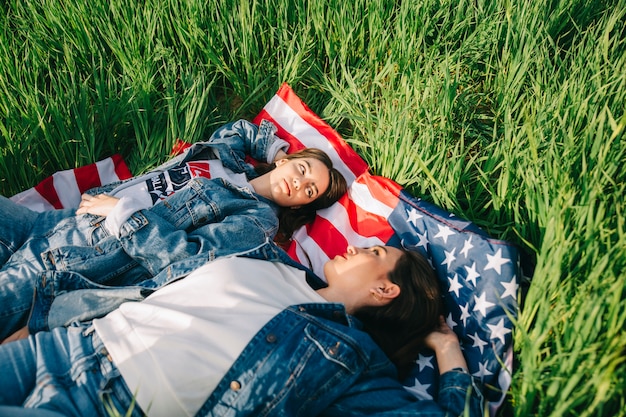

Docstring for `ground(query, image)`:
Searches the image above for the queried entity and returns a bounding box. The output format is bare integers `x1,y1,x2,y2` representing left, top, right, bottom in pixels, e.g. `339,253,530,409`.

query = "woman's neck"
316,287,356,315
248,174,271,200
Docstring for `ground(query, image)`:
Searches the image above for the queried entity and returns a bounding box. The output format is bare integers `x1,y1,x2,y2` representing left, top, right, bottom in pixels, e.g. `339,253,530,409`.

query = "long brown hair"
255,148,347,242
353,249,443,379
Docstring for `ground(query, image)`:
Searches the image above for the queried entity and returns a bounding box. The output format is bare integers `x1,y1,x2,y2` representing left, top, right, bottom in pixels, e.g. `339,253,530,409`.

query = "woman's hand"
76,193,120,216
1,326,29,344
425,316,469,374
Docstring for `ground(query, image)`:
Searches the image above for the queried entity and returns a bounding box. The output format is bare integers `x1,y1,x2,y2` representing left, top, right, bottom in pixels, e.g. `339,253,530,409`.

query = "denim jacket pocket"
149,179,221,230
302,324,360,374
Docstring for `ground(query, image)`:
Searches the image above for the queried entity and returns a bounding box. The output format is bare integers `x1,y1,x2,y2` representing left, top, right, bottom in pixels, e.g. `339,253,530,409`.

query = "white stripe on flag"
290,229,331,279
349,181,395,219
96,157,121,185
52,170,82,209
9,188,55,212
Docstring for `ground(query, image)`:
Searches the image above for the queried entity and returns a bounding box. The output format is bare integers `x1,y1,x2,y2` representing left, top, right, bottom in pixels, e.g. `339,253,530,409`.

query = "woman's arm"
323,318,484,416
207,119,289,165
424,316,469,374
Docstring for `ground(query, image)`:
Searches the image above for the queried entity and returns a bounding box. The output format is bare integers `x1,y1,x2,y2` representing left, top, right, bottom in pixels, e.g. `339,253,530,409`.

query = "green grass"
1,0,625,415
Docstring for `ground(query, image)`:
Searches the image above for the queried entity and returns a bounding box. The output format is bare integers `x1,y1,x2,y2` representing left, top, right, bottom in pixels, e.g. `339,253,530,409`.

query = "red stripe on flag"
286,240,301,262
170,140,192,157
305,216,349,259
111,154,133,181
342,198,396,242
34,176,63,209
73,161,101,194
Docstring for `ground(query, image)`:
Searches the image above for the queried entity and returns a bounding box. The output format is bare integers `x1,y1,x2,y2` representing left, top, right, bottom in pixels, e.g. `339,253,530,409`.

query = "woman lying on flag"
0,119,347,342
0,246,485,416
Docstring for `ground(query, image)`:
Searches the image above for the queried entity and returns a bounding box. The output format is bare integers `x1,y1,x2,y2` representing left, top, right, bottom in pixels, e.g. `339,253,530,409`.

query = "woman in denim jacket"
0,119,347,341
0,245,485,416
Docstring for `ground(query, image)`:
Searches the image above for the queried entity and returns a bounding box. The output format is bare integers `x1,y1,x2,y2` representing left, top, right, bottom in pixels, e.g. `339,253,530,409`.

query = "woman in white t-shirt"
0,246,484,417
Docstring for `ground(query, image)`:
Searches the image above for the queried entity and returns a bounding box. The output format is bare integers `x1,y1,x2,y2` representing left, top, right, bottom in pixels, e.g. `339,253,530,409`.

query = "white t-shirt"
104,159,251,237
93,257,327,417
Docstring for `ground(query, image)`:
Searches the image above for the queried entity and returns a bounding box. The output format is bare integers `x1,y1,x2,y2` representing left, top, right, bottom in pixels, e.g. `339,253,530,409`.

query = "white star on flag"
468,332,488,354
434,224,455,243
415,230,428,250
448,273,463,298
441,247,457,269
446,312,458,329
406,379,433,400
473,361,494,379
406,207,423,226
459,303,471,326
501,276,519,300
416,353,434,371
473,292,495,317
485,248,511,275
487,318,512,344
464,262,481,286
460,236,474,258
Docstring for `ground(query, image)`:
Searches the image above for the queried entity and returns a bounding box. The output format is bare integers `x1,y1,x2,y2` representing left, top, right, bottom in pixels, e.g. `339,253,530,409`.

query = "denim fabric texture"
0,120,289,338
195,304,484,416
0,324,142,417
0,305,484,416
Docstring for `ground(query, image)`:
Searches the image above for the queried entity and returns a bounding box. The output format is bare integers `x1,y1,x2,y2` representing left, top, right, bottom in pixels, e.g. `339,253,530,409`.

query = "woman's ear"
275,158,288,166
371,283,400,302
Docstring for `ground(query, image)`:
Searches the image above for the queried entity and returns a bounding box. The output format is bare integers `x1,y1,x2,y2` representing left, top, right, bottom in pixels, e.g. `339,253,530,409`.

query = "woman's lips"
283,179,291,196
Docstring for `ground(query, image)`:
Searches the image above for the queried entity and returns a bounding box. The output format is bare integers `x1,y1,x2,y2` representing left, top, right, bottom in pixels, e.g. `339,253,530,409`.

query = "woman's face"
267,157,330,207
322,246,403,309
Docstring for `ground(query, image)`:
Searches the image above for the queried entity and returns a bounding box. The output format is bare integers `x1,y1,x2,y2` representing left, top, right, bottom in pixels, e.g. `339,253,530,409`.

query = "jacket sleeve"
114,177,279,276
207,119,289,167
323,370,485,416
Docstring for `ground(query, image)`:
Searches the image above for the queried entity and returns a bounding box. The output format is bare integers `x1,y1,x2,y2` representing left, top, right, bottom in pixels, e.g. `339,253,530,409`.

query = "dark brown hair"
353,249,443,380
255,148,348,242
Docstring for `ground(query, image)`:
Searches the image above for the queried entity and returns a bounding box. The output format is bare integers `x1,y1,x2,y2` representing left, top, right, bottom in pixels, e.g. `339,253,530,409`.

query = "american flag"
13,83,519,414
254,84,520,414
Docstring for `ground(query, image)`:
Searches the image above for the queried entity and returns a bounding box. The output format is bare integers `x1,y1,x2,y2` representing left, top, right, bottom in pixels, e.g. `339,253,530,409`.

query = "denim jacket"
194,304,485,416
28,120,296,332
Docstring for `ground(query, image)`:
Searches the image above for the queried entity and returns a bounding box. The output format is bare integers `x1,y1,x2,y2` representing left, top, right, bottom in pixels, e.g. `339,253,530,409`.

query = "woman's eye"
299,164,305,174
307,187,313,197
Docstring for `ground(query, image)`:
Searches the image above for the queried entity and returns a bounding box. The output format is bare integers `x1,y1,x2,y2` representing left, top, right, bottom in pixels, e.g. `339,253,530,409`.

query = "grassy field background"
1,0,625,415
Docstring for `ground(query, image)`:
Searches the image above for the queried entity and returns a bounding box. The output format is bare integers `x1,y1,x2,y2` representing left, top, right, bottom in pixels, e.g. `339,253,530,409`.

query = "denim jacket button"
266,333,277,343
230,380,242,391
